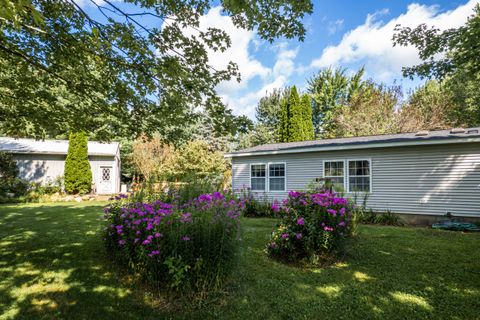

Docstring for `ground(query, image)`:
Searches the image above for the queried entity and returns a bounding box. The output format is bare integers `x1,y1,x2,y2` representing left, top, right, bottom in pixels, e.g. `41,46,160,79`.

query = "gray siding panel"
231,142,480,217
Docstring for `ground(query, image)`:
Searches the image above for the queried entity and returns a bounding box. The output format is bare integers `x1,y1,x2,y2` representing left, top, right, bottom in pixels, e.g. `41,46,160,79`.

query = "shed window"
251,164,266,191
324,161,345,191
348,160,370,192
269,163,286,191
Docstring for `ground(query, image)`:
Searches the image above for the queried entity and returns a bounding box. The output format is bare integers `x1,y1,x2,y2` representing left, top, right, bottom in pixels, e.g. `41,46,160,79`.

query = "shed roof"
0,137,119,157
227,127,480,157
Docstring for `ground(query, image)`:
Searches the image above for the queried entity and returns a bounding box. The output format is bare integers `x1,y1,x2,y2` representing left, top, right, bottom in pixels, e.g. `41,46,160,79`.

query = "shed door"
99,166,113,194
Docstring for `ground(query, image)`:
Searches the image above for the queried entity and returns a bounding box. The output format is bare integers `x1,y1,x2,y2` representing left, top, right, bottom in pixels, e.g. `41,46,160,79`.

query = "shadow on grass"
0,202,162,320
223,222,480,320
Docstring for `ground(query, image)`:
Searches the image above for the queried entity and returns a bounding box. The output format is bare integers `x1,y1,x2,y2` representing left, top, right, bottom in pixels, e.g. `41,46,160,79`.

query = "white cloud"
191,7,270,96
159,6,300,118
180,7,299,118
310,0,477,82
328,19,344,35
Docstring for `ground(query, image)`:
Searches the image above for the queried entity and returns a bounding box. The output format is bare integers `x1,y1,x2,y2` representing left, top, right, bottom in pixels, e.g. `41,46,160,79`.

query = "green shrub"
238,190,278,218
64,132,92,194
267,190,354,264
0,151,18,184
104,191,241,293
353,204,404,226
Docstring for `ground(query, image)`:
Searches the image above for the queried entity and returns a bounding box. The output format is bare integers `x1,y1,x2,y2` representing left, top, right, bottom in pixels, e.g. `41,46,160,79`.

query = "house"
0,137,121,194
226,128,480,219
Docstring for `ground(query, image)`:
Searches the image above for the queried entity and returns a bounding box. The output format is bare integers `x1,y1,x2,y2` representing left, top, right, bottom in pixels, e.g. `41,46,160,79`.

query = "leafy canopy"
0,0,313,140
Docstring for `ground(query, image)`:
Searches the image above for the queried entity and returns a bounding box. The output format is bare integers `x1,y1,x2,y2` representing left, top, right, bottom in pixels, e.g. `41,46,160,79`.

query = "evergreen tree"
279,86,306,142
279,96,290,142
288,87,304,142
64,132,92,194
301,94,315,140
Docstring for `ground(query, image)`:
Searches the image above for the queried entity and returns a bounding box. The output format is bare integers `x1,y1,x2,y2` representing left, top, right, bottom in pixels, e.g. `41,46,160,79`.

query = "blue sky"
79,0,477,120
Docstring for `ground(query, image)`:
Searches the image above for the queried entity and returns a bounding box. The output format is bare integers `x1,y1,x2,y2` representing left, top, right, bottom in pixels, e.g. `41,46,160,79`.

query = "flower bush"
104,191,242,292
239,190,279,218
267,190,354,264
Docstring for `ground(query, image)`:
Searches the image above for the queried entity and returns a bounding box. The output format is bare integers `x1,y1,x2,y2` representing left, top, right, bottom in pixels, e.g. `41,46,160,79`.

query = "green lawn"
0,202,479,319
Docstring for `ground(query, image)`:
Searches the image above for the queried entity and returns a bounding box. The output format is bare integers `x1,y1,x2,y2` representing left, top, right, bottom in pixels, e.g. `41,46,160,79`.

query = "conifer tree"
279,86,307,142
301,94,315,140
288,86,304,142
64,131,92,194
279,97,290,142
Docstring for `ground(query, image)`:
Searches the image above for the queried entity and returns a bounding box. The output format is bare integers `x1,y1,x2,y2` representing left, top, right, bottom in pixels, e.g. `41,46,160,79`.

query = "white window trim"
322,159,346,191
268,162,287,193
249,162,287,192
346,158,372,193
249,163,267,192
322,158,372,193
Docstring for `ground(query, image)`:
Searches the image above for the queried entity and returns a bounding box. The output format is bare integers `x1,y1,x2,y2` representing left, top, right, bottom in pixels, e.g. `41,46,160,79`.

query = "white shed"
0,137,121,194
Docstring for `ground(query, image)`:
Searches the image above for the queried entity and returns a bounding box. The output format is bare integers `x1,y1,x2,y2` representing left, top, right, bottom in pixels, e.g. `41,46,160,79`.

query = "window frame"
322,159,346,191
268,162,287,193
249,162,287,192
346,158,372,193
322,158,372,193
249,163,267,192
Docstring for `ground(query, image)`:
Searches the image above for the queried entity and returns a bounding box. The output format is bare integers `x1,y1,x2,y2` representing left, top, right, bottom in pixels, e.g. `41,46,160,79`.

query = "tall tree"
255,87,291,140
393,4,480,127
279,86,305,142
64,131,92,194
300,94,314,140
396,81,457,132
332,82,399,138
307,67,366,138
0,0,313,140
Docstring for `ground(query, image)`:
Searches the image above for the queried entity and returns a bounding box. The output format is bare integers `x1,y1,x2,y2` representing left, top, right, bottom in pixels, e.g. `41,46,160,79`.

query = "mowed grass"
0,202,479,319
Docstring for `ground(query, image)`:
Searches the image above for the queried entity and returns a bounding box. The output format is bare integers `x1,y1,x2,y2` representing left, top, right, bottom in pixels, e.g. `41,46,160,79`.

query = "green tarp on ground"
432,219,480,232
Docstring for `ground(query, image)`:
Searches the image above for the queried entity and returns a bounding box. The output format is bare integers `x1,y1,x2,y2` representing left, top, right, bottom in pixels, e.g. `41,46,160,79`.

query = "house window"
250,164,266,191
324,161,345,191
269,163,286,191
348,160,370,192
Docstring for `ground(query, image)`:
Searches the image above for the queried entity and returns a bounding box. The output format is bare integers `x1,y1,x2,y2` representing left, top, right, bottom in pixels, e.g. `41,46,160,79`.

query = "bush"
103,191,242,293
267,190,354,264
354,207,404,226
238,190,279,218
64,131,92,194
0,151,18,183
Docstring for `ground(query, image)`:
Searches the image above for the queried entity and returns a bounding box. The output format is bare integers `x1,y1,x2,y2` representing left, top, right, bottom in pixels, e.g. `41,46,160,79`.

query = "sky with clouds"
80,0,478,120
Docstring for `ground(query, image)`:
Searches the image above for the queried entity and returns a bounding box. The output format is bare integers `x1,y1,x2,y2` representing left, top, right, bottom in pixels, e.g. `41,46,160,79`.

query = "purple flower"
118,240,126,246
142,239,151,245
324,226,334,232
281,233,289,239
297,217,305,226
154,232,162,238
338,221,346,227
181,236,191,241
295,233,303,240
327,209,337,216
148,250,160,257
180,212,192,223
339,207,346,216
271,202,280,213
